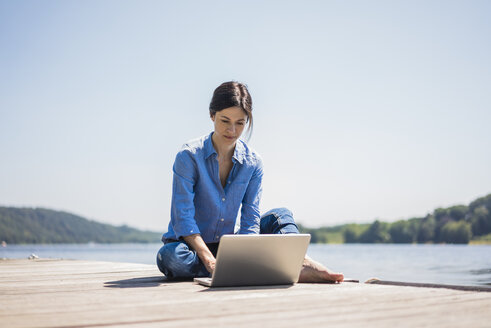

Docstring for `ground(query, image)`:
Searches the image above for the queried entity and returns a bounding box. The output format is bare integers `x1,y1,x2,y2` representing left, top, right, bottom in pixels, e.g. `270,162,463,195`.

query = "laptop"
194,234,311,287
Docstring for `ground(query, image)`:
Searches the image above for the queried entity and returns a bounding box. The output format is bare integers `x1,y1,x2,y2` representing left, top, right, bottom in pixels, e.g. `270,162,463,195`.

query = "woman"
157,81,343,283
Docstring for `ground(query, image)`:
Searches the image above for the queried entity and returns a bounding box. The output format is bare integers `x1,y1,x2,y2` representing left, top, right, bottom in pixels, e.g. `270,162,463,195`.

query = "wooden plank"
1,259,490,328
366,278,491,292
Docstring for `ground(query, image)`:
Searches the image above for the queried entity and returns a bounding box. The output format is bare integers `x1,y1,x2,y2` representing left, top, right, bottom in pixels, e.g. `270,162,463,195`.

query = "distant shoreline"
2,192,491,245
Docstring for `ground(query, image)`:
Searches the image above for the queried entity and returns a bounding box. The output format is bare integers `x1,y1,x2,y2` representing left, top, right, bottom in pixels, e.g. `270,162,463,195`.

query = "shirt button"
221,218,224,221
228,181,231,184
215,236,219,239
222,198,225,202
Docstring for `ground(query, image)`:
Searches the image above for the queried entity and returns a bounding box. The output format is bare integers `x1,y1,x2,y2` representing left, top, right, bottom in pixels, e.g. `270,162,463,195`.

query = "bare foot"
298,256,344,283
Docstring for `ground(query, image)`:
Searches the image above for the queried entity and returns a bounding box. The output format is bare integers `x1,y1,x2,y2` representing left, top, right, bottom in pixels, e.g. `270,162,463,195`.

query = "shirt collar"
204,132,245,165
232,139,245,164
204,132,217,159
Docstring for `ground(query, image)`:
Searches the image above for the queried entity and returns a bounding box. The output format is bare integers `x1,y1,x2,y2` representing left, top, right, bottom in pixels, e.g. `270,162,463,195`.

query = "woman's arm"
238,159,263,234
171,150,216,274
170,150,201,239
183,234,216,274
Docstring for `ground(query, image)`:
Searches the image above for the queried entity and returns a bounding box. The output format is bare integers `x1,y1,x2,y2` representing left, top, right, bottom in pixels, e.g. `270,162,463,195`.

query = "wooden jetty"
1,259,490,328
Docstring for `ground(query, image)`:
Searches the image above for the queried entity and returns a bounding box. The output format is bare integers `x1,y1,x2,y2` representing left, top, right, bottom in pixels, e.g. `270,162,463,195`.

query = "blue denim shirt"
162,132,263,243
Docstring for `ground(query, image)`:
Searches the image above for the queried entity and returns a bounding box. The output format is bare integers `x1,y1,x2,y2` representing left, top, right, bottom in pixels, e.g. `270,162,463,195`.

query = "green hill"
2,193,490,245
0,207,162,244
298,193,491,244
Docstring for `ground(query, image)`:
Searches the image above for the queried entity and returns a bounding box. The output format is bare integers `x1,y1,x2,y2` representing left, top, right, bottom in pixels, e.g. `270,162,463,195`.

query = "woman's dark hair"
209,81,253,140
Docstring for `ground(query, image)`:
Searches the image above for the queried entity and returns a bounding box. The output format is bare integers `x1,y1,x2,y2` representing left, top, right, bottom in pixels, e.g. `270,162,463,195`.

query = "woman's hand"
183,233,216,274
199,252,216,274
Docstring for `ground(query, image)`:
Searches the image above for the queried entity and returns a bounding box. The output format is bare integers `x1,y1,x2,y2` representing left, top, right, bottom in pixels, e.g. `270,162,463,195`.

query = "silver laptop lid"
210,234,311,287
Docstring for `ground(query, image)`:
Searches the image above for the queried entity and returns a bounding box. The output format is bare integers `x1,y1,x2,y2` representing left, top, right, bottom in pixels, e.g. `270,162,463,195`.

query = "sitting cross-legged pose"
156,81,343,283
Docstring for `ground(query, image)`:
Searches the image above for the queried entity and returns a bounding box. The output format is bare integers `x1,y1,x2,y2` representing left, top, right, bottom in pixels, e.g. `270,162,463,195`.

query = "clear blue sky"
1,0,490,231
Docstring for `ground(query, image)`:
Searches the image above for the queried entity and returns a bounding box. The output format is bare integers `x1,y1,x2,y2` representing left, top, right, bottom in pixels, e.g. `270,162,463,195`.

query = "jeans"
156,207,299,279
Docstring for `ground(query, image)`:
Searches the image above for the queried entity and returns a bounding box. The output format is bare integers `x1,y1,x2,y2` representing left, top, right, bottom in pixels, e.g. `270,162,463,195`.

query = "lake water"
1,243,490,287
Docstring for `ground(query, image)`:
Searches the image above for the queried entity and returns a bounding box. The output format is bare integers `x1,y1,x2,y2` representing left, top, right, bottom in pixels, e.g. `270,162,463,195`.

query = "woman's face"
211,106,248,145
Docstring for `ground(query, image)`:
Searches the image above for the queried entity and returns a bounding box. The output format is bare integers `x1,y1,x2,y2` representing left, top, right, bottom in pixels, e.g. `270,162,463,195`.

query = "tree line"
2,193,490,244
299,193,491,244
0,207,162,244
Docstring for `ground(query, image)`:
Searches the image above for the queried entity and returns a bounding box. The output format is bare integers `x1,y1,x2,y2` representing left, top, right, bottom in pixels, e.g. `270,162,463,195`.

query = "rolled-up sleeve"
238,159,263,234
170,150,200,239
